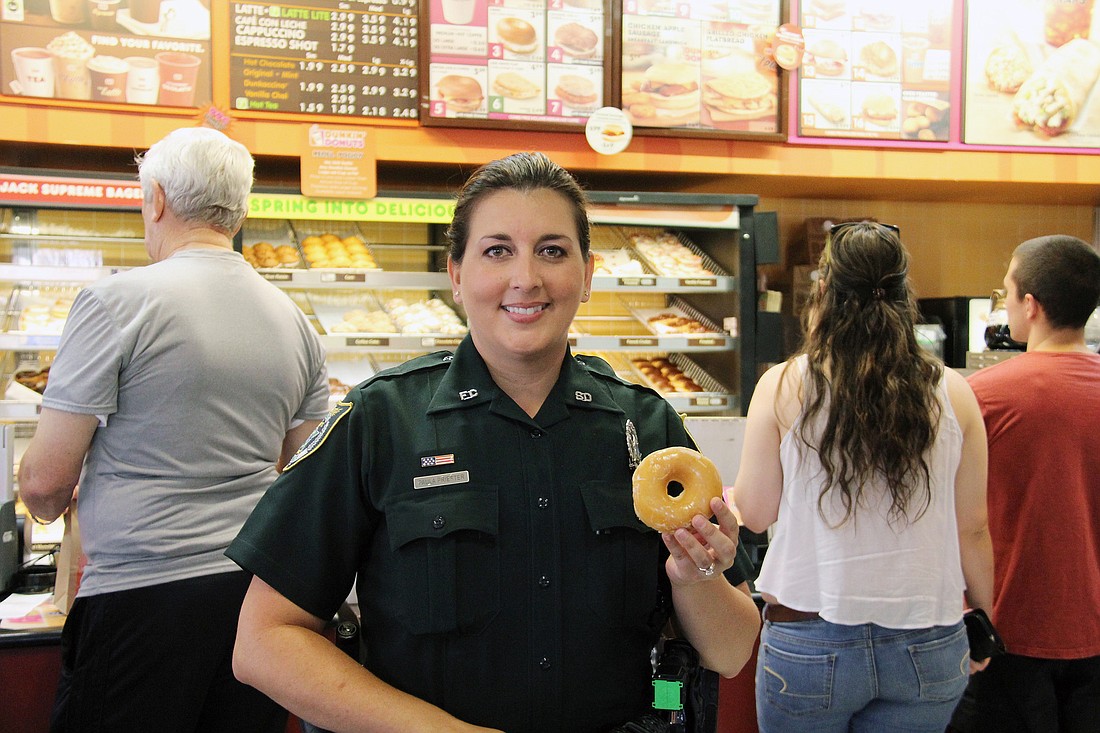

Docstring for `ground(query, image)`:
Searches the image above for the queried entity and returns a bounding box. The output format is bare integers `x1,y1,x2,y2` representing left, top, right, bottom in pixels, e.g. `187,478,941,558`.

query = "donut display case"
0,183,776,419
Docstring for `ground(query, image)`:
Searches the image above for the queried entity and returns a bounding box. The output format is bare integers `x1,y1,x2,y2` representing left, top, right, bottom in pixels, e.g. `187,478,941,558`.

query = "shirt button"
537,497,549,509
432,515,445,530
538,575,550,588
539,657,551,671
530,429,544,438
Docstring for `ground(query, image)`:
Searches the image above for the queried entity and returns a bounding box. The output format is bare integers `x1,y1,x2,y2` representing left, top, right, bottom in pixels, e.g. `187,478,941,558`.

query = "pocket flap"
387,488,499,551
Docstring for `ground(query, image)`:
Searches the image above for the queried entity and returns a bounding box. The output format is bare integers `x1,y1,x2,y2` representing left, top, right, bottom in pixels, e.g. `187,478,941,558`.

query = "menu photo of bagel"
857,39,899,79
494,15,541,58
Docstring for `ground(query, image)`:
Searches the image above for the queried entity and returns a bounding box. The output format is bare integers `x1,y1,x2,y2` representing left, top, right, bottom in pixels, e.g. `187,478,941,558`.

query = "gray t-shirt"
43,248,330,596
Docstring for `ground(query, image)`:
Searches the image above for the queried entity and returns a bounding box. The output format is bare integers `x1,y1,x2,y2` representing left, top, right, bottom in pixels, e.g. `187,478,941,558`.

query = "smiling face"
448,187,593,371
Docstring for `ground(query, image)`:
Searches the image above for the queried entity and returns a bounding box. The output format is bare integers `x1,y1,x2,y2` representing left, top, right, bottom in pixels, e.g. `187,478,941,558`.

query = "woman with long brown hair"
733,221,995,732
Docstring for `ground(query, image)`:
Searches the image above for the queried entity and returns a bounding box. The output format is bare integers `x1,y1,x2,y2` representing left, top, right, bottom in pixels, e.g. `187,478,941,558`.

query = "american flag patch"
421,454,455,467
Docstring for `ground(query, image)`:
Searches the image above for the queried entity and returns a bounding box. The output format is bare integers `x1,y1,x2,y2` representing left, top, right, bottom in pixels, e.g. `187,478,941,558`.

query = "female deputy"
228,152,761,732
733,222,994,732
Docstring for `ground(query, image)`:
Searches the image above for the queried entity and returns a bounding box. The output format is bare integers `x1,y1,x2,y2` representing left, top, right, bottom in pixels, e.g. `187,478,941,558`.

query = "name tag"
413,470,471,490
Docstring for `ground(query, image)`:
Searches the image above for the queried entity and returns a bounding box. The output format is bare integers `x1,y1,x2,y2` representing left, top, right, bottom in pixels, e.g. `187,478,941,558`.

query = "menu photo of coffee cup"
10,47,56,98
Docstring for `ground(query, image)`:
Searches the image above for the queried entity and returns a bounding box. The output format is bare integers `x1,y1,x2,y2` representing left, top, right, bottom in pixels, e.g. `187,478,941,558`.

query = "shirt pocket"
385,486,500,635
579,480,660,628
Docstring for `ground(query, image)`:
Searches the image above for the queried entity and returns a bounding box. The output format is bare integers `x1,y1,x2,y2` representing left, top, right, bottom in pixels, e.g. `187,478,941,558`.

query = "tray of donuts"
627,229,726,278
625,297,725,338
290,221,378,271
308,291,467,337
628,354,729,397
7,285,77,335
240,219,303,270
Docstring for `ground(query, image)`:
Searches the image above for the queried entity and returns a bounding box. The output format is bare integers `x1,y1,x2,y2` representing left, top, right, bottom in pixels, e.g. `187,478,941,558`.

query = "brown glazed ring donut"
632,446,723,532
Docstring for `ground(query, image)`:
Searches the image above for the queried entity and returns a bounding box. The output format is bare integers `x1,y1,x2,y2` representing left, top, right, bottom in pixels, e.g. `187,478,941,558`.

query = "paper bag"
52,502,85,614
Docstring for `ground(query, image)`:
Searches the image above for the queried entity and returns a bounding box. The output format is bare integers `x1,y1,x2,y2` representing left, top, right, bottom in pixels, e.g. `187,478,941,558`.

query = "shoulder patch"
283,401,353,472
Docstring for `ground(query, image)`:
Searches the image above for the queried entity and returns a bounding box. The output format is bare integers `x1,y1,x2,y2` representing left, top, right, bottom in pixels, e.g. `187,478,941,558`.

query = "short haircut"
136,127,255,234
1012,235,1100,329
445,152,590,263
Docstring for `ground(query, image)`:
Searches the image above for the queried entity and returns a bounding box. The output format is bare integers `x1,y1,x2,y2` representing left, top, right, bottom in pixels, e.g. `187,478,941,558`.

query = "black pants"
51,570,287,733
950,652,1100,733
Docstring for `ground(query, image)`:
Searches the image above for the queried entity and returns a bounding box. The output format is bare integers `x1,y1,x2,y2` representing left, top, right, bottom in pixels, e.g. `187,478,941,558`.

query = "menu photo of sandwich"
804,34,850,78
431,66,487,117
622,61,702,127
800,78,851,130
701,70,778,125
855,38,899,80
551,71,601,113
856,87,900,130
489,68,543,114
551,21,601,62
964,0,1100,148
804,0,847,24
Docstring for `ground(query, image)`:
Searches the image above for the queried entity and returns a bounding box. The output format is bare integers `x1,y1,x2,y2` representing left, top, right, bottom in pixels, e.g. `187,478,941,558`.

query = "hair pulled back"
446,152,590,263
794,222,943,525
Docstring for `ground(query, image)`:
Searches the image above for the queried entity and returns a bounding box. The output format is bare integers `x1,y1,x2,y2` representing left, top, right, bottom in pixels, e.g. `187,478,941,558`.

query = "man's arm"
18,408,99,522
277,419,321,473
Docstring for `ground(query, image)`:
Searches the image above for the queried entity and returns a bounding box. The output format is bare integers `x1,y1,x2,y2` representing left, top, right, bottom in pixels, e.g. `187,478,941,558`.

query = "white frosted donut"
632,446,722,532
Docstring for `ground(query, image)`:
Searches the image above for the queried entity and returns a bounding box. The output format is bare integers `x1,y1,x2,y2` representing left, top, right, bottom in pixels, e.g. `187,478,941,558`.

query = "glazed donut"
632,447,722,532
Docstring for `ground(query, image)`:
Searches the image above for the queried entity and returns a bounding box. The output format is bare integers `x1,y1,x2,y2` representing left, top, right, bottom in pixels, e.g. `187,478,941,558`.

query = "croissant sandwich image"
1012,38,1100,137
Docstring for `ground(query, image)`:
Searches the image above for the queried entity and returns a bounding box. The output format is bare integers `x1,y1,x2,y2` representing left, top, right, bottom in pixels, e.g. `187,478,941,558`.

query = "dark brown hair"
445,152,590,263
1011,235,1100,329
792,222,943,525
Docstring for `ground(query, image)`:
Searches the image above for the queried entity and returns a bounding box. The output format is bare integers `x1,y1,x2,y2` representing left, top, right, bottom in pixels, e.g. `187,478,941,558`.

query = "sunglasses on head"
828,221,901,236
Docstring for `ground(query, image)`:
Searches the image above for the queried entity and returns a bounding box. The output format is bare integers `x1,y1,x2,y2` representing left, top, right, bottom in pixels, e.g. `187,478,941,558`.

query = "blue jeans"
756,617,969,733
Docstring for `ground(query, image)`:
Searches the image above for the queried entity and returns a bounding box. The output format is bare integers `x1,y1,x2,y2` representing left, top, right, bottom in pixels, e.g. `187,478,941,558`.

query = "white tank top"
754,356,966,628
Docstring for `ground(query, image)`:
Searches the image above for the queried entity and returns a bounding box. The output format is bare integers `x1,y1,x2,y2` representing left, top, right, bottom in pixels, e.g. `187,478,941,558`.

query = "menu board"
795,0,956,142
422,0,607,128
1,0,211,108
230,0,419,119
619,0,783,138
964,0,1100,149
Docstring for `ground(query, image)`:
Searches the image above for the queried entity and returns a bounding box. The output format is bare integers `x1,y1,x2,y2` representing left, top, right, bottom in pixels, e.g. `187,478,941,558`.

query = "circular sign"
585,107,633,155
773,24,806,70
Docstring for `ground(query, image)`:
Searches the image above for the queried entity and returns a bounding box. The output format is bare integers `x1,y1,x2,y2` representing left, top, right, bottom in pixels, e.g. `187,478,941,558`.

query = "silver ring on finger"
698,562,716,577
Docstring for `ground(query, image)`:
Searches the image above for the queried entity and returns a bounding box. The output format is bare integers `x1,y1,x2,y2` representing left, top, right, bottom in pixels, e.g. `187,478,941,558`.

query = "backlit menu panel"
1,0,211,108
423,0,606,127
229,0,419,119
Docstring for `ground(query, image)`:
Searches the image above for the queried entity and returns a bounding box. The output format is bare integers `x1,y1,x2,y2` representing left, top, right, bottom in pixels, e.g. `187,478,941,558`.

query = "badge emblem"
282,401,353,472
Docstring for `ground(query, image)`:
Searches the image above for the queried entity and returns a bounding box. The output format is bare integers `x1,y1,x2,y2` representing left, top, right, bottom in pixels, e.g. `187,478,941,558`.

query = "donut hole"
666,480,685,498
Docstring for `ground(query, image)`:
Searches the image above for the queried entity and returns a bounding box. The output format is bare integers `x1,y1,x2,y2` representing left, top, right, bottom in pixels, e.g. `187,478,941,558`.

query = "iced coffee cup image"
88,55,128,102
10,48,55,98
124,56,159,104
441,0,476,25
155,52,201,106
47,32,95,101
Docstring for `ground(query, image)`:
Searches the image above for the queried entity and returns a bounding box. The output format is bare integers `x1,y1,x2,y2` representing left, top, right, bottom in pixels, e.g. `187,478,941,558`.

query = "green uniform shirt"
229,337,750,732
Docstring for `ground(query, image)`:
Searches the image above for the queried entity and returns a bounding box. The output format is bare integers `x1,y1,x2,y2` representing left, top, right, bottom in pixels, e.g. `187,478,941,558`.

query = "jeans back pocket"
760,643,836,715
908,625,969,703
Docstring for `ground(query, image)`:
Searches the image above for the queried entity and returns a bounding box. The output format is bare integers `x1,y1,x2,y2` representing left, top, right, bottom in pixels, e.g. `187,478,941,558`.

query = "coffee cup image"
11,48,56,98
47,31,95,101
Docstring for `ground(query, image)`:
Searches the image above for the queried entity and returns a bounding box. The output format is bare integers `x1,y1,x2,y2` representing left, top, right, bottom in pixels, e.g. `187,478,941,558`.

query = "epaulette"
351,350,453,392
